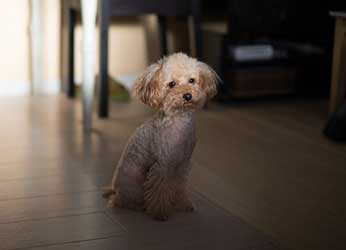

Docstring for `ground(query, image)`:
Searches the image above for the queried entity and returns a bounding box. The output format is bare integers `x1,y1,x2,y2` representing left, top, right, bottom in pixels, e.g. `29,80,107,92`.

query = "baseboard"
0,81,30,96
37,79,61,95
0,79,61,96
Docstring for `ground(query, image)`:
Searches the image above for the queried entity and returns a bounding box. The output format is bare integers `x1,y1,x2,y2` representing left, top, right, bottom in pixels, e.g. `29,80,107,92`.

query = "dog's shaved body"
105,53,218,220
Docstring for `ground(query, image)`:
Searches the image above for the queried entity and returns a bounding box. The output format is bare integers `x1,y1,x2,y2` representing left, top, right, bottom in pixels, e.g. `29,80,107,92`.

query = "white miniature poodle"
104,52,218,220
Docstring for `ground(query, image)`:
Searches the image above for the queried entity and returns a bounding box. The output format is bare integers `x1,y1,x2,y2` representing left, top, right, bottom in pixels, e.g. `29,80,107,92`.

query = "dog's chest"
154,115,196,162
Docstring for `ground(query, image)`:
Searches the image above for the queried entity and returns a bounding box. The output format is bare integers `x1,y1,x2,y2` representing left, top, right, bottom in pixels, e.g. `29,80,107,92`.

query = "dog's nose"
183,93,192,101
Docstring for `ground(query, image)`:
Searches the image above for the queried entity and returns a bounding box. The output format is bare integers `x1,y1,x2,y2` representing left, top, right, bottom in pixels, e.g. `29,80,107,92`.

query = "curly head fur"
134,53,219,115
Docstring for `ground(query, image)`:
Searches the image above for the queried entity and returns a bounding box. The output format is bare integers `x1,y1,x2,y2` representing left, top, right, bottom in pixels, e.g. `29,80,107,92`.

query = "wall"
40,0,61,94
0,0,30,95
0,0,149,96
74,17,148,84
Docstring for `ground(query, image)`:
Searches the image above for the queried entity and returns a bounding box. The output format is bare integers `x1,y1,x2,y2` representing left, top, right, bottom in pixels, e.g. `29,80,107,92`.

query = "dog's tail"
101,187,116,199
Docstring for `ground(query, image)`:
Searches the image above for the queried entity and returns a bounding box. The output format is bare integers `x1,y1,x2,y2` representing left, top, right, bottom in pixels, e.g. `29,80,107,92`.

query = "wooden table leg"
330,18,346,115
30,0,42,94
81,0,97,131
98,0,110,118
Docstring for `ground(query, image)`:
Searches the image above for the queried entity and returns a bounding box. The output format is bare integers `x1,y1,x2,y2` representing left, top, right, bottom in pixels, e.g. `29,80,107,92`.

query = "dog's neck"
157,110,195,127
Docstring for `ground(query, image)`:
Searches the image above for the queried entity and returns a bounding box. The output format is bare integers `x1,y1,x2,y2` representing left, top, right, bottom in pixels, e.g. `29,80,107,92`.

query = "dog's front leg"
143,164,176,221
174,181,194,212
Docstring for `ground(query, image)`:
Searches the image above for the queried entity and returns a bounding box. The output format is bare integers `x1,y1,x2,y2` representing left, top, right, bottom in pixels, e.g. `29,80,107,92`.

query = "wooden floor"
0,96,280,250
0,95,345,250
191,99,346,250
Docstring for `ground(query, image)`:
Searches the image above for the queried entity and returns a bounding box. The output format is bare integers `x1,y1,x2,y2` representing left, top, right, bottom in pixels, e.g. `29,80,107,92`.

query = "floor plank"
26,236,143,250
0,174,97,201
0,213,124,250
0,191,106,224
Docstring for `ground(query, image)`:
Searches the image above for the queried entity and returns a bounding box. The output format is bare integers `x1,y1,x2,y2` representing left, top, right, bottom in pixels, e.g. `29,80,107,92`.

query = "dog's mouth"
183,102,194,108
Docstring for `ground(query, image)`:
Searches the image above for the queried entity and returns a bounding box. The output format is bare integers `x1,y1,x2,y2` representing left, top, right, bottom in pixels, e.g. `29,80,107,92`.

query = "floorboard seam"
7,234,126,250
103,211,129,233
0,211,108,225
0,189,101,202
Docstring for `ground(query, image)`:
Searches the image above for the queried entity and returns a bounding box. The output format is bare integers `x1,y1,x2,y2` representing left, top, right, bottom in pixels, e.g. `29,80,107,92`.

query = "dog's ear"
197,62,219,100
133,59,164,107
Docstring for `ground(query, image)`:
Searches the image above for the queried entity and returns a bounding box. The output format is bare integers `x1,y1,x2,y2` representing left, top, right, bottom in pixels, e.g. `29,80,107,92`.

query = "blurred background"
1,0,345,97
0,1,346,250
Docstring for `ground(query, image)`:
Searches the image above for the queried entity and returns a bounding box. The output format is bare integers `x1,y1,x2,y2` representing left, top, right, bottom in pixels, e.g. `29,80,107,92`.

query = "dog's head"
134,53,219,115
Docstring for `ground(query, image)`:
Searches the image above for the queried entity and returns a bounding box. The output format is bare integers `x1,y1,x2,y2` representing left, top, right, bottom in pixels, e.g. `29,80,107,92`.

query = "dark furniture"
329,11,346,114
203,0,346,99
60,0,202,118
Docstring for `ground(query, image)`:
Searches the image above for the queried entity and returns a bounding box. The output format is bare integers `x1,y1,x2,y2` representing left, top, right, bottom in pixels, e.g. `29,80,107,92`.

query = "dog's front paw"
146,208,170,221
175,199,195,212
152,213,169,221
102,188,115,199
183,203,195,212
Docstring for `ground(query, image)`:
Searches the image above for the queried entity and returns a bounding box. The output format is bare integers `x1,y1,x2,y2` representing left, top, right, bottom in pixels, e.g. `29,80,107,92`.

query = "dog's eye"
168,81,176,88
188,78,195,84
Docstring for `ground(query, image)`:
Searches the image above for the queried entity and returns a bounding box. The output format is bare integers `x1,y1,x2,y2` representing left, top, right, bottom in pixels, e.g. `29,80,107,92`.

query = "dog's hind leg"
102,187,116,199
111,163,146,210
107,191,123,208
106,151,147,210
106,186,144,211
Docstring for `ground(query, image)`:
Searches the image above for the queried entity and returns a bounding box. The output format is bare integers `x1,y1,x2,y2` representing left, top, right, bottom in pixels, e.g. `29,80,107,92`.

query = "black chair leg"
67,9,76,98
98,0,110,118
158,15,168,56
190,0,202,59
